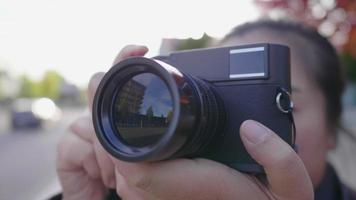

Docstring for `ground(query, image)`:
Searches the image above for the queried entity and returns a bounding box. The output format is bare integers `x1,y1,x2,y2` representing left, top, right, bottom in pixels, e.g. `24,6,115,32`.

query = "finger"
70,115,117,188
69,115,96,143
115,170,159,200
240,120,314,200
112,45,149,66
93,139,116,188
110,157,264,200
57,132,101,180
87,45,148,110
88,72,105,111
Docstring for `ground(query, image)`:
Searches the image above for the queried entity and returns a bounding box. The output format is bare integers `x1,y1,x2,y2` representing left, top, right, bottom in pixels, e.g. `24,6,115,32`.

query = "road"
0,109,85,200
0,107,355,200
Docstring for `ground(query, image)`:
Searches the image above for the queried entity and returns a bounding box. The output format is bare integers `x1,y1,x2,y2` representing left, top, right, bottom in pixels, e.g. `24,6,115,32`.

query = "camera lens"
113,73,173,147
93,57,225,162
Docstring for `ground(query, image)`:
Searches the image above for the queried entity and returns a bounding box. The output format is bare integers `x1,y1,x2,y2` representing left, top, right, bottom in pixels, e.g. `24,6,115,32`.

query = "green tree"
40,70,64,100
19,75,35,98
341,53,356,82
146,106,154,120
18,70,64,99
177,33,214,51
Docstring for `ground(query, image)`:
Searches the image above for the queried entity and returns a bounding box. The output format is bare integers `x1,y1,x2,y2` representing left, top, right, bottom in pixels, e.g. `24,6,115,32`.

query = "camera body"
93,43,294,173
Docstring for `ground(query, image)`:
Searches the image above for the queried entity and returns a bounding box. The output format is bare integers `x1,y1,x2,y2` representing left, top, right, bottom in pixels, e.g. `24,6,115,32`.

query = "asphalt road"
0,109,84,200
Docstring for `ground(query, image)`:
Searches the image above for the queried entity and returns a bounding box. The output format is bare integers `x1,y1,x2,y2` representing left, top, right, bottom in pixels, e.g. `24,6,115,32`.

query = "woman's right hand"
57,45,150,200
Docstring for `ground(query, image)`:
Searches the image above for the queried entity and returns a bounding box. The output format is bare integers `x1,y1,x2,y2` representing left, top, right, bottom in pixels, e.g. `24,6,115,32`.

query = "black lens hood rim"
92,57,187,162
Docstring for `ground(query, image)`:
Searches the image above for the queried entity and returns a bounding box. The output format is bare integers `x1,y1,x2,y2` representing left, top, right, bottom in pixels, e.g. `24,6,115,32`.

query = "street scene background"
1,0,356,199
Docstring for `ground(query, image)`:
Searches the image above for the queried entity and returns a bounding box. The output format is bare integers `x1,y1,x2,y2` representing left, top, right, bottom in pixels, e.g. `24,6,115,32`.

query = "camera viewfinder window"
229,46,267,79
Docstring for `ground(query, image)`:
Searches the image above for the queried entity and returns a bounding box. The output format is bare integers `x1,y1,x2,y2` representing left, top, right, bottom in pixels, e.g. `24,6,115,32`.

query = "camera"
92,43,294,173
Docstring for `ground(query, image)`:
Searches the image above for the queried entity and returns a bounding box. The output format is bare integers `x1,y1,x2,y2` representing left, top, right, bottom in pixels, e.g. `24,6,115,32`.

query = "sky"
0,0,259,87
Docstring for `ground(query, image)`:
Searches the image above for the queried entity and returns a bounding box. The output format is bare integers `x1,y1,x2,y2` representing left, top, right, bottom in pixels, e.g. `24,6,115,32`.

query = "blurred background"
0,0,356,199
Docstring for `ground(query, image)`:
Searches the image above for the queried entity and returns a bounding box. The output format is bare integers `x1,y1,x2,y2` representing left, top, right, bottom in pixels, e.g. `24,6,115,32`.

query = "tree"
177,33,215,51
146,106,154,120
254,0,356,81
40,70,64,100
18,70,64,99
19,75,35,98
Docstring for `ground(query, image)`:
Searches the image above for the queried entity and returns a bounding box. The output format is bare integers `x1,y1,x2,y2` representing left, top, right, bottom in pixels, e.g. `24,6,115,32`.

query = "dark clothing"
49,189,120,200
50,165,356,200
315,165,356,200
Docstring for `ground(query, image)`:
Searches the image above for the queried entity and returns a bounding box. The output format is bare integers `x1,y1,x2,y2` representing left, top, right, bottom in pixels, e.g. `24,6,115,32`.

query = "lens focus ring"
173,74,225,157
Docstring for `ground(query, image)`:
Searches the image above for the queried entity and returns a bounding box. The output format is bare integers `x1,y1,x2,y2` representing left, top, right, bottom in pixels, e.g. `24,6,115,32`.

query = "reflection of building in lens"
115,79,172,128
116,79,146,114
117,108,171,128
116,101,171,129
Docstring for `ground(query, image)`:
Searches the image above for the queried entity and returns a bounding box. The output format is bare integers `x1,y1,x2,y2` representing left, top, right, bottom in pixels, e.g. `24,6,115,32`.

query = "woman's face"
222,31,336,187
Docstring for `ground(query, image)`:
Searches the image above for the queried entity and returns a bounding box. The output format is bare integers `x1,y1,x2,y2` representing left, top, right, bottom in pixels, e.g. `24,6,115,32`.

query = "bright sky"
0,0,259,87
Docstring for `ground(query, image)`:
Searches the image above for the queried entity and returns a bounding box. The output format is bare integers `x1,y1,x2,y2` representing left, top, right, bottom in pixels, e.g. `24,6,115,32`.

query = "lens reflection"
114,73,173,147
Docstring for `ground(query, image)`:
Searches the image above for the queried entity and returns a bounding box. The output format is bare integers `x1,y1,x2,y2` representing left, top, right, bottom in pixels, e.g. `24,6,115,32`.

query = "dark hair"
221,20,346,130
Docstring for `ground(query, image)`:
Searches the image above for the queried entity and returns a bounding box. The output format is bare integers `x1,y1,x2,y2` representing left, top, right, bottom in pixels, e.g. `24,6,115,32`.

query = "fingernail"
241,120,269,144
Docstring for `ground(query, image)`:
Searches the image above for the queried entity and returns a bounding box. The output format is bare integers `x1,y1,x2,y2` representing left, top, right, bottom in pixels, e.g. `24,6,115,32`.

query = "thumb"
240,120,313,200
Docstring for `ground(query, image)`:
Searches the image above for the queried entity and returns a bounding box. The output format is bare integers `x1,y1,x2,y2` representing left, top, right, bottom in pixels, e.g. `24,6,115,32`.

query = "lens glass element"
113,73,173,147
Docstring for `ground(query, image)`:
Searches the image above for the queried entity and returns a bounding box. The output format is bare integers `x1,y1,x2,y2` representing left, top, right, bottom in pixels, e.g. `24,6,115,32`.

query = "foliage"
19,75,34,98
146,106,154,119
18,70,64,100
341,53,356,82
41,71,64,99
254,0,356,81
176,33,214,51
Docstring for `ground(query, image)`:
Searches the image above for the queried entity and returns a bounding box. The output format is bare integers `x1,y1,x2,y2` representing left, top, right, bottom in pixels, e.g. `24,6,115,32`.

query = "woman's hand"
57,45,314,200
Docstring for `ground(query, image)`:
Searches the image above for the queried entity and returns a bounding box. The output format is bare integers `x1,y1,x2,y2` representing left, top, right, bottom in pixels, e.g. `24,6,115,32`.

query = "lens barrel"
93,57,225,162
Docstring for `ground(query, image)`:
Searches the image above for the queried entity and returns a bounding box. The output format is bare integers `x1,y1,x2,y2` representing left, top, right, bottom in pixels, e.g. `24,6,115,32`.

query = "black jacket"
315,165,356,200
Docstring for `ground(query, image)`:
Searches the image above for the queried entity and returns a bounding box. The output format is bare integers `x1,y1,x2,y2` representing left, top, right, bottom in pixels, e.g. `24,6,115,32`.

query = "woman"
56,20,355,199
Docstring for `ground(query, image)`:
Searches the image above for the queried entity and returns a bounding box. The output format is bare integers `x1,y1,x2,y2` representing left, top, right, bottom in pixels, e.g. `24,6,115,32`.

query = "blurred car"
11,98,41,129
11,98,61,130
